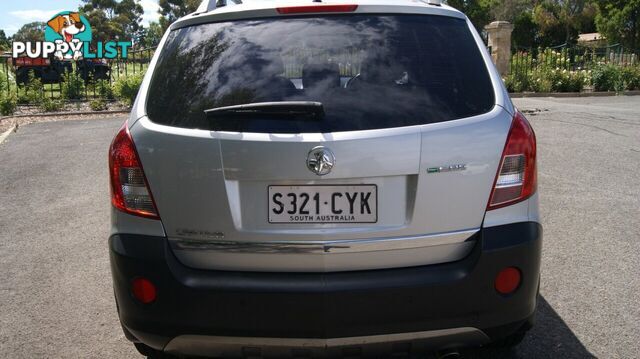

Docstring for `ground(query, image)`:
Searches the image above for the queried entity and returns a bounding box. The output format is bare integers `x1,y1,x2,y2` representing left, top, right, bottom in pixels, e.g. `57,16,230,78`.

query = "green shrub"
94,79,114,100
89,99,108,111
504,71,530,93
0,93,17,116
61,72,85,100
113,72,144,106
39,97,64,112
17,73,44,104
591,65,619,92
620,66,640,91
546,69,587,92
529,73,553,93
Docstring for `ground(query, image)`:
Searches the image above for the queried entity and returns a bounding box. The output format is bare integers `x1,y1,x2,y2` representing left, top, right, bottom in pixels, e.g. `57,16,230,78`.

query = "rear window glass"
146,15,495,133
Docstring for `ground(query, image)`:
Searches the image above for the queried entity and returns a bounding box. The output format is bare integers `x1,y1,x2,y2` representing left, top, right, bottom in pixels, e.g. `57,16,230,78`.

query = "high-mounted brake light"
109,121,159,219
276,4,358,14
487,111,537,210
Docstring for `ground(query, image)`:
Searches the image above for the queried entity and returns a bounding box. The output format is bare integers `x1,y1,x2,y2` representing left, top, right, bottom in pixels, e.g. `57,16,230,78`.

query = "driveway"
1,96,639,358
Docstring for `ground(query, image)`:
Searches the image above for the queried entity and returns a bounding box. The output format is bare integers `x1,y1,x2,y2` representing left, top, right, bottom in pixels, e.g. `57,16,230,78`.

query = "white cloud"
140,0,160,27
9,9,64,22
4,25,21,36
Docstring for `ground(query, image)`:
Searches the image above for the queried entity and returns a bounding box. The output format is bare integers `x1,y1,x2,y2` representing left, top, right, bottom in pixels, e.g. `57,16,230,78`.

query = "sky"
0,0,161,36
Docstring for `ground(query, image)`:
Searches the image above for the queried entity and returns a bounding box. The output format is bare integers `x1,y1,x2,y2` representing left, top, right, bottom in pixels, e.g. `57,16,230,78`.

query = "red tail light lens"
487,111,537,210
132,277,157,304
495,267,521,295
109,122,159,219
276,4,358,14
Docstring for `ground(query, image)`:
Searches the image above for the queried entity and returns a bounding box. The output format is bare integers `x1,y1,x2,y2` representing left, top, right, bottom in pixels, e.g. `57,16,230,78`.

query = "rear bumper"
110,222,542,356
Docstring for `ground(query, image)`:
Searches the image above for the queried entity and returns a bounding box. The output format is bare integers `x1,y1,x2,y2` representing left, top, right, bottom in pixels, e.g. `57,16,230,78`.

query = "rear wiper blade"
204,101,324,120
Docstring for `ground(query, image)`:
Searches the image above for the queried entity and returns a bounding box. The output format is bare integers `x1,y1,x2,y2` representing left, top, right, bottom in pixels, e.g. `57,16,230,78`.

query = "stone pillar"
485,21,513,77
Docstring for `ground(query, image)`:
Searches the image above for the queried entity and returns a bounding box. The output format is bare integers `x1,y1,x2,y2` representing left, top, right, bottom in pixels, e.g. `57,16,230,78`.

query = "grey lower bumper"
163,328,490,357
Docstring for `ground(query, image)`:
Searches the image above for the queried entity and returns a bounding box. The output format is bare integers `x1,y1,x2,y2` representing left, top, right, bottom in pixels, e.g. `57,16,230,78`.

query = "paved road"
0,96,639,358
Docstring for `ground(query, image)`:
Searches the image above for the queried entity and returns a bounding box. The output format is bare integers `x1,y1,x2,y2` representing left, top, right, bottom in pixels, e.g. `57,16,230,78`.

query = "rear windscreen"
146,15,495,133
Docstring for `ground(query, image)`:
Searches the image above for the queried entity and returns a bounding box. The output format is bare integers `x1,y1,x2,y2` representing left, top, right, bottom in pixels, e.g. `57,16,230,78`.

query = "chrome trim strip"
164,327,490,354
172,228,479,253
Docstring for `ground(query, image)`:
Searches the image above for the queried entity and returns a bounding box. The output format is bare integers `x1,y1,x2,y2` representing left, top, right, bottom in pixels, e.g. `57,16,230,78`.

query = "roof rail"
195,0,242,13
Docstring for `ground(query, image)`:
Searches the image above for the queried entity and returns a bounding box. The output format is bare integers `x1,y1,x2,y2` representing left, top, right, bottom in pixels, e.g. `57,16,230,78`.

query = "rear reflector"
131,277,157,304
495,267,521,295
109,121,159,219
276,4,358,14
487,111,537,210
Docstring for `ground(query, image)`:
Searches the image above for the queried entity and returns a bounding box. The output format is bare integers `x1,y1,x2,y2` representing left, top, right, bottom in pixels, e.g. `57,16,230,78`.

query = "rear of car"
109,0,541,356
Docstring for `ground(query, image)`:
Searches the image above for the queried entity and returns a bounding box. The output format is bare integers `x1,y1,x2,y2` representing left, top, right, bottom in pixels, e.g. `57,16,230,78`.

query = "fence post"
485,21,514,77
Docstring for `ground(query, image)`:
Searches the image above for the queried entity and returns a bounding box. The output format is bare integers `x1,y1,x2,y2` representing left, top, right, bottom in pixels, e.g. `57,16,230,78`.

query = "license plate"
268,185,377,223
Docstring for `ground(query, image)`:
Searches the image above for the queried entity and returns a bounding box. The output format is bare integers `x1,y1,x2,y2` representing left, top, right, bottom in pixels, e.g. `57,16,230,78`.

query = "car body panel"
129,103,512,271
124,5,520,271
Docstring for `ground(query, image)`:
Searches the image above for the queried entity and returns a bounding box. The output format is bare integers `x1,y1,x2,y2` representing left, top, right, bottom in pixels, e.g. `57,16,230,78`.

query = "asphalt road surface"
1,96,639,358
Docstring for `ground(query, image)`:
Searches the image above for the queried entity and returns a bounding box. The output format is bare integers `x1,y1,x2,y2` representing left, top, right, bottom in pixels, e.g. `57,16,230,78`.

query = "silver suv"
109,0,541,357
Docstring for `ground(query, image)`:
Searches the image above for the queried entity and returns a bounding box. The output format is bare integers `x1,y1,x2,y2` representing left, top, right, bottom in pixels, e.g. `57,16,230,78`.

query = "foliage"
591,64,640,92
505,49,590,92
142,22,163,48
89,99,108,111
0,92,17,116
94,79,115,100
39,98,64,112
80,0,144,44
445,0,491,33
113,72,145,106
621,66,640,90
513,11,539,49
0,30,10,52
61,73,85,100
158,0,200,31
11,22,46,43
595,0,640,52
532,1,587,46
17,74,44,105
445,0,597,49
484,0,531,23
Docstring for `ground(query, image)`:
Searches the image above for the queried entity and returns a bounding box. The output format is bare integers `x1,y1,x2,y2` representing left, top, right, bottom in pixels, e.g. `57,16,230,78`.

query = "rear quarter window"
146,14,495,133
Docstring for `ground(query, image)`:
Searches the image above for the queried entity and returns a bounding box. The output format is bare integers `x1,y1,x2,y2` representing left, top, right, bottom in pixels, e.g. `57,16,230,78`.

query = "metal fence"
510,44,638,78
0,47,155,102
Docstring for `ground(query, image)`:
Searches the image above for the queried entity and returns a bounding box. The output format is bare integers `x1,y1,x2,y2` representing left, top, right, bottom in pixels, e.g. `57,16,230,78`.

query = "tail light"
487,111,537,210
276,4,358,14
109,121,159,219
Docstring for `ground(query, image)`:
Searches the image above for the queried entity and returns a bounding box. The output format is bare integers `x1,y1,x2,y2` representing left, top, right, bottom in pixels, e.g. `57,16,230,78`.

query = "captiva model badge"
307,146,335,176
427,164,467,173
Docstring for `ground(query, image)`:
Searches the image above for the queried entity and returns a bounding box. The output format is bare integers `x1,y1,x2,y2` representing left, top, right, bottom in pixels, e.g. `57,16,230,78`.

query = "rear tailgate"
131,106,511,271
129,12,511,271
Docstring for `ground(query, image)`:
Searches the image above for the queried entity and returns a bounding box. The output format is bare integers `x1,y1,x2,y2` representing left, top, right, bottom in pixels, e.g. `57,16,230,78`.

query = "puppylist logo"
12,11,132,60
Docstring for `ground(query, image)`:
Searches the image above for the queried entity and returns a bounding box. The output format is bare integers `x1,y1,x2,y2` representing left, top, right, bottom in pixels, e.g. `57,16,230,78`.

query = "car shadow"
458,295,595,358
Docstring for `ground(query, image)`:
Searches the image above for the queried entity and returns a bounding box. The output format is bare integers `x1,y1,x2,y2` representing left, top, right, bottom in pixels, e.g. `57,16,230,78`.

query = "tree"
485,0,532,23
158,0,200,31
595,0,640,52
79,0,144,42
533,0,588,46
116,0,145,42
445,0,492,33
11,22,46,43
142,21,163,48
0,30,10,51
512,11,539,49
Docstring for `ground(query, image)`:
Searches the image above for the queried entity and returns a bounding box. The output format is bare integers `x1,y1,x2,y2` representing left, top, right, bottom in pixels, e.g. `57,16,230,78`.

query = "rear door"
130,13,512,272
